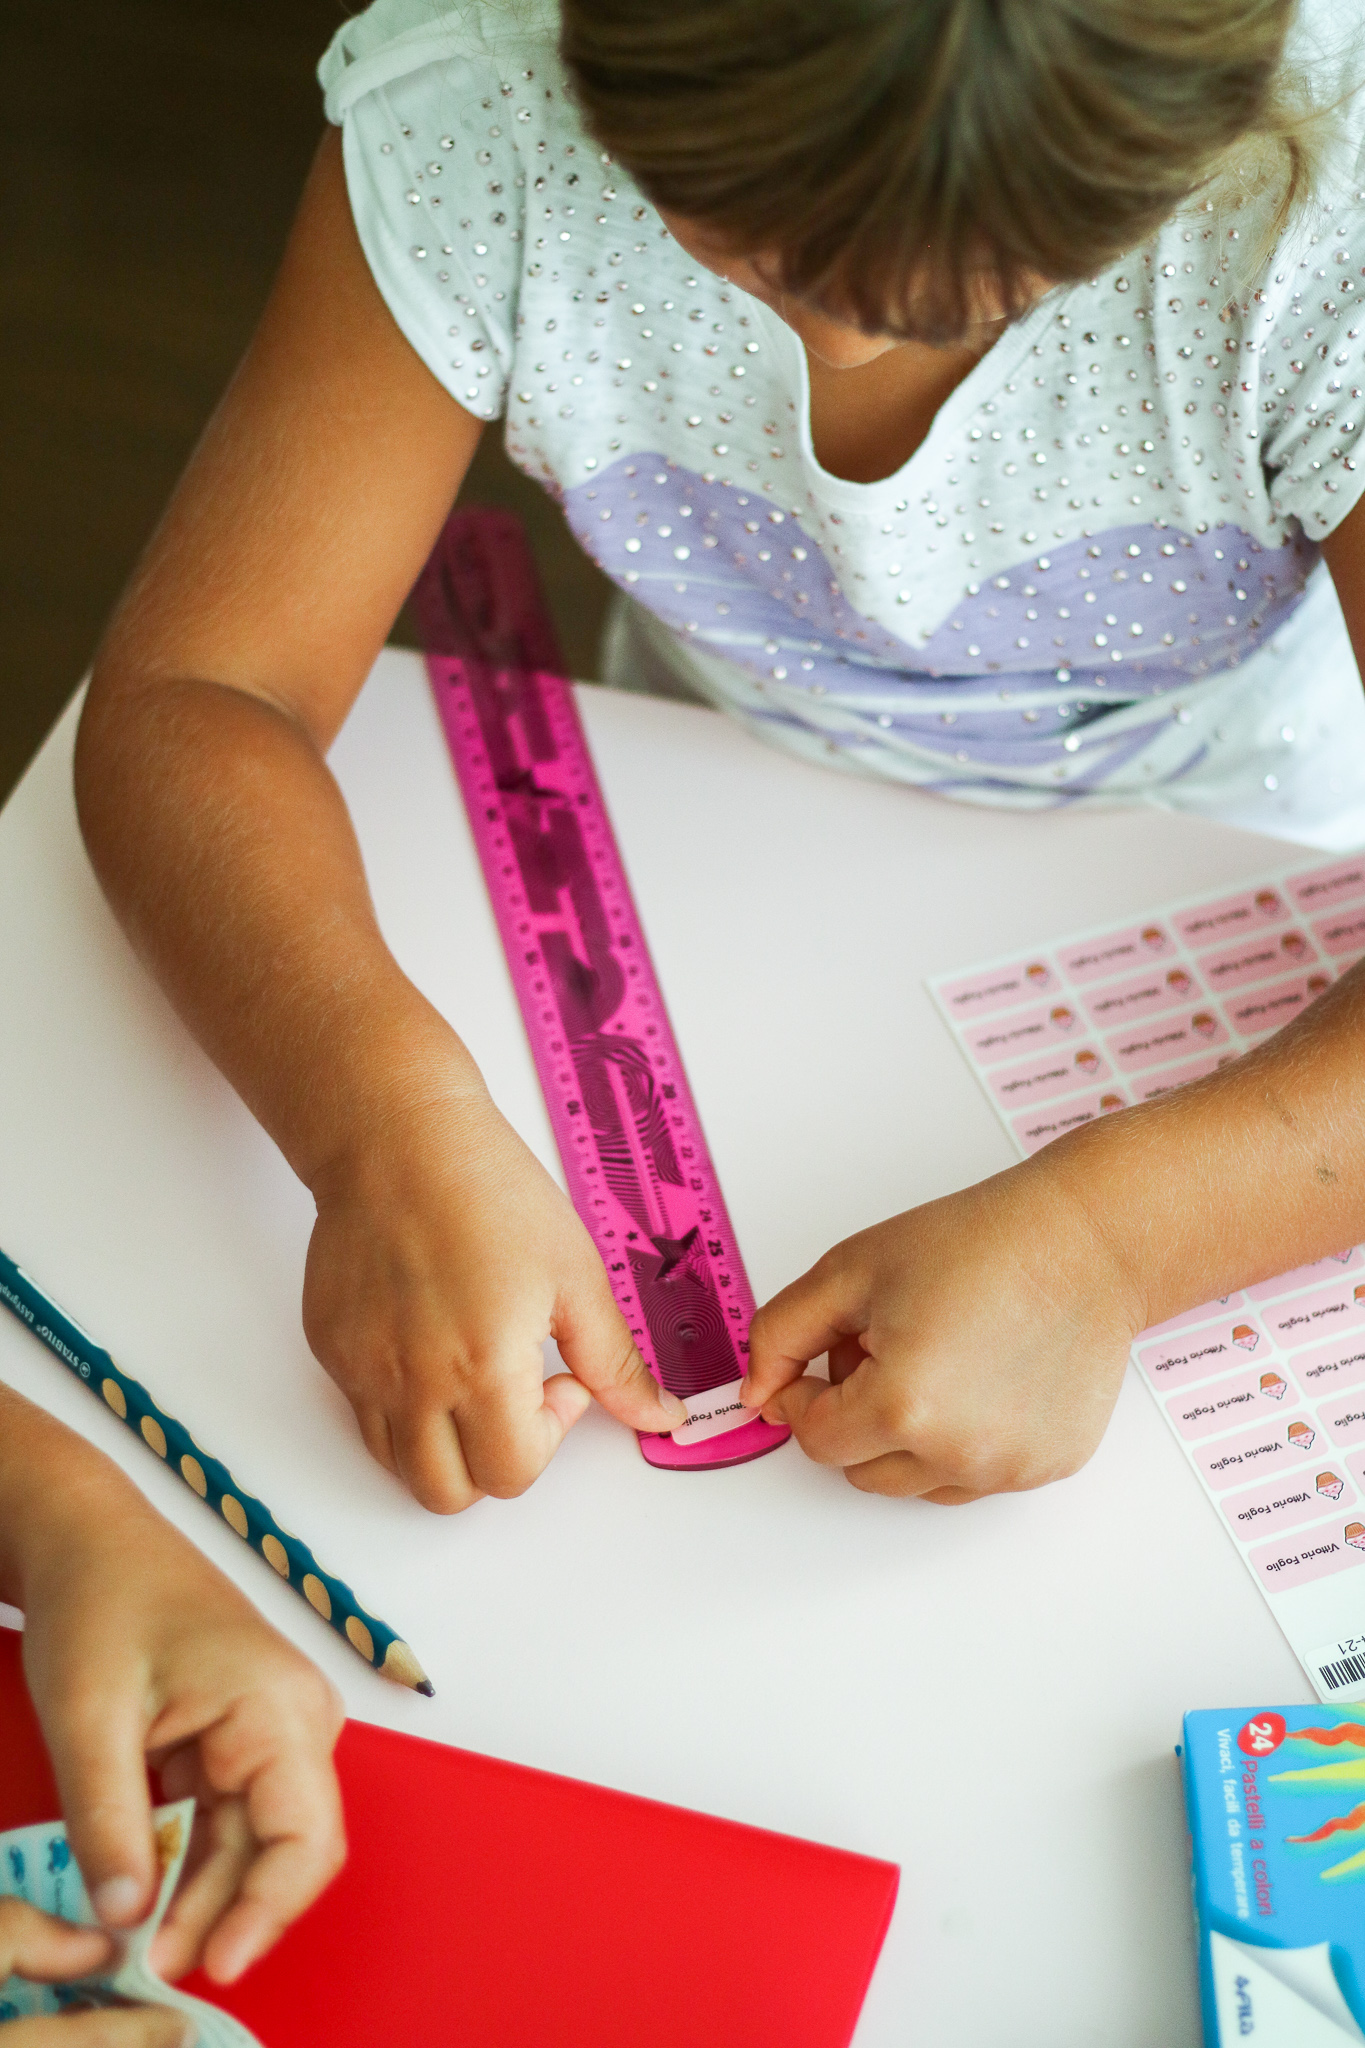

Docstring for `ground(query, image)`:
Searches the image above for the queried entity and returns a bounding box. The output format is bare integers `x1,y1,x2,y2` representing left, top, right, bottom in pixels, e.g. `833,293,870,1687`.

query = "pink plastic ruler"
412,508,788,1471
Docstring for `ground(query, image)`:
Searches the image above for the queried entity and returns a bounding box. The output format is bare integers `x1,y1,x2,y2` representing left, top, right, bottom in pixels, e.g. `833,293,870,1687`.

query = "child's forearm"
72,127,486,1200
76,634,683,1512
74,675,482,1191
1035,958,1365,1331
0,1385,150,1610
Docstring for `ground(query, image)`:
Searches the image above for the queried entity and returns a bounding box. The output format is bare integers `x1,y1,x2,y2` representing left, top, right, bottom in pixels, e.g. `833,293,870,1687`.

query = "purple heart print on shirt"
563,455,1318,787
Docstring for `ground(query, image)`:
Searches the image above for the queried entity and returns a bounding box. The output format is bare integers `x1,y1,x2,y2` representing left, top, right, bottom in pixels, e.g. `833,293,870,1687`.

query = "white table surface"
0,650,1314,2047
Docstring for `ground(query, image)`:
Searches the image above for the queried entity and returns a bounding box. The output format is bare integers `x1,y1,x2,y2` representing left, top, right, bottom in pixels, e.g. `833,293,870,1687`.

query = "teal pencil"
0,1244,433,1695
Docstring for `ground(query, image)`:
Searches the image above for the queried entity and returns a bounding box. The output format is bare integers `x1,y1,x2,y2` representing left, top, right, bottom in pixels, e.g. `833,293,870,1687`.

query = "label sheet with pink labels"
930,853,1365,1703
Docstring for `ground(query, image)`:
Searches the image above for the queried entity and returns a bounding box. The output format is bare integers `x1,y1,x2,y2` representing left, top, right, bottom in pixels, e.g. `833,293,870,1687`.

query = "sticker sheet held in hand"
0,1800,260,2046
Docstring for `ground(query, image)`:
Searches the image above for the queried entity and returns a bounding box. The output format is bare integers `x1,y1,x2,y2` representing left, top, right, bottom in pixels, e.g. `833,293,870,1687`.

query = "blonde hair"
561,0,1335,340
1197,27,1350,293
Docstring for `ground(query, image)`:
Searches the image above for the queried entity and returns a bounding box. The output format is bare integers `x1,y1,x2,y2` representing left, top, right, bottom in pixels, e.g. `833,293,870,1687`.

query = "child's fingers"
539,1371,595,1437
827,1333,869,1385
553,1282,687,1432
759,1366,921,1473
353,1405,400,1478
755,1373,859,1455
387,1407,486,1514
0,1897,112,1982
196,1742,347,1983
32,1685,158,1931
844,1453,979,1503
197,1831,337,1985
453,1345,588,1497
6,2007,194,2047
146,1795,254,1983
0,1910,182,2048
768,1368,977,1498
742,1263,867,1409
148,1689,346,1985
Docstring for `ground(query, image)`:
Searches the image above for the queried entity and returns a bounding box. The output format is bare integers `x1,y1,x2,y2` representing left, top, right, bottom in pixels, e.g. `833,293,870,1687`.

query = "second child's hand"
0,1385,348,1989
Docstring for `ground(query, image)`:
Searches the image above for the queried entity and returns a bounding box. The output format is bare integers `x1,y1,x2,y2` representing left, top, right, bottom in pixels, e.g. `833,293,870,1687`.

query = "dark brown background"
1,0,613,803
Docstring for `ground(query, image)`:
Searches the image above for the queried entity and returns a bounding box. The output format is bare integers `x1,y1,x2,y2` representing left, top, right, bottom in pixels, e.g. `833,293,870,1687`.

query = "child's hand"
3,1402,347,1988
742,1159,1144,1501
0,1902,191,2046
303,1086,687,1513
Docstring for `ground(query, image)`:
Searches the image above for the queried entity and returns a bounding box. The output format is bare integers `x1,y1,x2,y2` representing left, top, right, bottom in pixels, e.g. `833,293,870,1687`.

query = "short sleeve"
318,3,558,421
1255,12,1365,543
1258,181,1365,541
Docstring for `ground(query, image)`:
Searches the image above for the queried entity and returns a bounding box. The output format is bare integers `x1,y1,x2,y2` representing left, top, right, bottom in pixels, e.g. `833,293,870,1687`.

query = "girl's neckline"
750,287,1066,510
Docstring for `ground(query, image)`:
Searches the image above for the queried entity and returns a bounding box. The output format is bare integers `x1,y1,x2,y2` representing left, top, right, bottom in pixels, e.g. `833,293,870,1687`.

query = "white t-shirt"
320,0,1365,847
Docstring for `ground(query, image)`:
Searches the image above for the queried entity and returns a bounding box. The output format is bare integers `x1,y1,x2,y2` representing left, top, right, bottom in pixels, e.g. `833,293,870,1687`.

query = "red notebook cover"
0,1627,898,2046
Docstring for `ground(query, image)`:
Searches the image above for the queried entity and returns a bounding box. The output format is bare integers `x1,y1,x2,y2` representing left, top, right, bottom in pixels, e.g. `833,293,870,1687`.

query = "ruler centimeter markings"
413,508,788,1472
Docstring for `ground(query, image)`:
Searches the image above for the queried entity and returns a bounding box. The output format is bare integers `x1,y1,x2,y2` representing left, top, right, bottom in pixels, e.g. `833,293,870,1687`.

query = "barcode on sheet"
1319,1651,1365,1692
1306,1634,1365,1701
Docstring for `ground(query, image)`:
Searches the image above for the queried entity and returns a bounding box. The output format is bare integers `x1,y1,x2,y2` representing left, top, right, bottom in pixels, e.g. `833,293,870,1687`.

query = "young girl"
0,1384,345,2038
78,0,1365,1513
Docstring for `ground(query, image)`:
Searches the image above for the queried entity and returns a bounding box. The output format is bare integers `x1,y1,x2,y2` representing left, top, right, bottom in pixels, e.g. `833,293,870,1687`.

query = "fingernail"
206,1932,254,1986
660,1392,688,1426
760,1402,784,1427
92,1874,145,1926
738,1375,755,1405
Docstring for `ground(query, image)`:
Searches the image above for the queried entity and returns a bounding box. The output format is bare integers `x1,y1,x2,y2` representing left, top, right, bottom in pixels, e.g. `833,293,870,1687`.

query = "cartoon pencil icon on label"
1318,1472,1346,1502
1288,1420,1316,1452
1259,1370,1287,1401
1232,1324,1259,1353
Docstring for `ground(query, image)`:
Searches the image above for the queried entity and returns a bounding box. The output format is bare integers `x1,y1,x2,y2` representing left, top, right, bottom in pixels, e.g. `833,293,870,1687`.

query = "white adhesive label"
672,1379,750,1445
1209,1933,1365,2044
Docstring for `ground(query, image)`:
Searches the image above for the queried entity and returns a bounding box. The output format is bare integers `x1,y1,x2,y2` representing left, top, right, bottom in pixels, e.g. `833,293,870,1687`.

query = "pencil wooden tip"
380,1638,433,1693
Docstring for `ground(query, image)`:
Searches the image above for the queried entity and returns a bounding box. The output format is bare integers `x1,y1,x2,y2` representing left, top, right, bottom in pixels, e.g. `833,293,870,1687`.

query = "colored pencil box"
1181,1702,1365,2044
